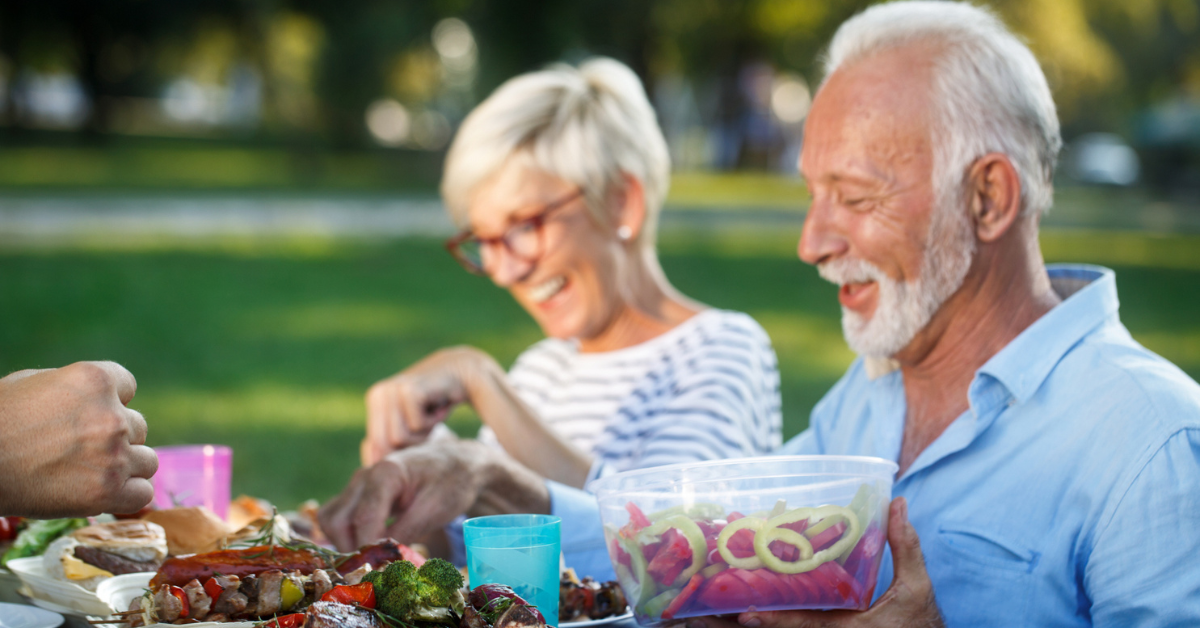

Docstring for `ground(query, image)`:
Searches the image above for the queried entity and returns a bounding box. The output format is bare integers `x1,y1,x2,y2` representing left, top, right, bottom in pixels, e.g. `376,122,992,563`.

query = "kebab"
122,539,420,625
558,569,627,622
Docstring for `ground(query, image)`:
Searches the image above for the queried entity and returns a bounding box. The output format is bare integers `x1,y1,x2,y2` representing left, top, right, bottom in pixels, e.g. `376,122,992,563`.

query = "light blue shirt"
552,265,1200,626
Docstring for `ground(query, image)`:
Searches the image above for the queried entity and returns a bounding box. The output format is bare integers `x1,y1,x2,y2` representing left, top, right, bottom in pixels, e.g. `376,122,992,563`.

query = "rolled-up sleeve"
547,480,614,580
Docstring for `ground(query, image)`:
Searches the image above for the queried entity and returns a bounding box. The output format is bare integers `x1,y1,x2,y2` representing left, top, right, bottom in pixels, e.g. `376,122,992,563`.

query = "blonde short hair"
441,57,671,244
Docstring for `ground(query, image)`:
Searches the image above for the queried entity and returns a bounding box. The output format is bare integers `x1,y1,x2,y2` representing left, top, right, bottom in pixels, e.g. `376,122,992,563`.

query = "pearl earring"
617,226,633,241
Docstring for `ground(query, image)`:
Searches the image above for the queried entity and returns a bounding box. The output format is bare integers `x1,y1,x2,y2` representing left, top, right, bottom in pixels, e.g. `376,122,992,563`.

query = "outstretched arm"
362,346,593,487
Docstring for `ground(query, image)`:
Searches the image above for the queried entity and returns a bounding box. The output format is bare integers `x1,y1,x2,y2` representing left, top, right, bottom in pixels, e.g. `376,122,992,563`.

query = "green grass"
0,142,442,193
1,228,1198,509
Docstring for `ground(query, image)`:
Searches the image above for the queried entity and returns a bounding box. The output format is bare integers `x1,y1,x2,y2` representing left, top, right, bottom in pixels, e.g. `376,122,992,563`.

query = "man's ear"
966,153,1023,243
613,172,648,241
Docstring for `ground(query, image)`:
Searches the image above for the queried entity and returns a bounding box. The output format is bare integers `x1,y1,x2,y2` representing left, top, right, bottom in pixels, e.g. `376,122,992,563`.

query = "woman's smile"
528,275,568,304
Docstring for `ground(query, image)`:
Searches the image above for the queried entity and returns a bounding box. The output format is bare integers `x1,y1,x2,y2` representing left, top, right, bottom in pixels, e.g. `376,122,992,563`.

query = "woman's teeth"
529,276,567,303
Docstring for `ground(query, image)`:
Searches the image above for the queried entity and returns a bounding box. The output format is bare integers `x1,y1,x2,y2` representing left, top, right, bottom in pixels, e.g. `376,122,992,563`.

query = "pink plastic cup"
152,445,233,519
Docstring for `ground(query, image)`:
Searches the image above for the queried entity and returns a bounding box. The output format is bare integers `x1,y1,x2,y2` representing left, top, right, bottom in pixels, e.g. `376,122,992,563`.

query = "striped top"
478,309,782,481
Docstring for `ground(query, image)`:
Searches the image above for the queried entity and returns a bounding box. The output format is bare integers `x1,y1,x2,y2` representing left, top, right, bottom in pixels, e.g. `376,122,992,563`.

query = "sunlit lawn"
1,227,1198,509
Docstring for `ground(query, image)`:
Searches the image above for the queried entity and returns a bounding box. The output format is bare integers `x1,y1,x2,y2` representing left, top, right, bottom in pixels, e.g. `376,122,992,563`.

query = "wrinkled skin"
0,361,157,517
320,439,550,552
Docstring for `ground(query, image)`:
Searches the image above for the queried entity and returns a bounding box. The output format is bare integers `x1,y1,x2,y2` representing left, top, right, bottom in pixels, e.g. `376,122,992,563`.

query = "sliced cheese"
61,553,114,581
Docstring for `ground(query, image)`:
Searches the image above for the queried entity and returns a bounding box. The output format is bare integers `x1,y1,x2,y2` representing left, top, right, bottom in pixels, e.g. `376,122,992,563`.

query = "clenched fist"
0,361,158,517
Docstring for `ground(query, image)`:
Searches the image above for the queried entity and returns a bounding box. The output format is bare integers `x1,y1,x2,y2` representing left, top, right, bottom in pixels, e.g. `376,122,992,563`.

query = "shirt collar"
862,264,1120,400
976,264,1119,405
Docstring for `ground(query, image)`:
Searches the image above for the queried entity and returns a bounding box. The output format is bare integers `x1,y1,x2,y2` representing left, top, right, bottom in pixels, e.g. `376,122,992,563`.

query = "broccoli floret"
366,559,466,625
416,559,466,608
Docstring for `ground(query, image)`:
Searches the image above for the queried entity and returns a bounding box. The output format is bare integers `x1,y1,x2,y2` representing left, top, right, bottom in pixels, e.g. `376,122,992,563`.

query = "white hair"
441,57,670,245
823,1,1062,218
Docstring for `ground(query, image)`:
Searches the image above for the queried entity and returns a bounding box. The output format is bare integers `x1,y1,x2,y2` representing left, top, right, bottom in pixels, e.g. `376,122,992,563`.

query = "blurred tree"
0,0,1197,159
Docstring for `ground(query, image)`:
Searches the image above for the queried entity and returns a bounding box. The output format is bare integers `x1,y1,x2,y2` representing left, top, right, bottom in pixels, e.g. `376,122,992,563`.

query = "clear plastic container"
587,455,897,626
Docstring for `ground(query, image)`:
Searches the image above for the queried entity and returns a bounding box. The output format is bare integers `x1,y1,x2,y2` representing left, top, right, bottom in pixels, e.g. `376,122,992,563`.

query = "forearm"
467,359,593,488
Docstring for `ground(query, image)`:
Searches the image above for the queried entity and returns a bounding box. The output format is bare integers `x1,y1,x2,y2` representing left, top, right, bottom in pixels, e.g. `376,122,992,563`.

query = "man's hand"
361,347,498,465
321,439,550,552
0,361,158,518
683,498,943,628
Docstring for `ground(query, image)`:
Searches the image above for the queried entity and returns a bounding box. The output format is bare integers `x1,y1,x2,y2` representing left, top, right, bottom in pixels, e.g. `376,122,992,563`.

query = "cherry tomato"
0,517,24,542
263,613,306,628
320,582,376,609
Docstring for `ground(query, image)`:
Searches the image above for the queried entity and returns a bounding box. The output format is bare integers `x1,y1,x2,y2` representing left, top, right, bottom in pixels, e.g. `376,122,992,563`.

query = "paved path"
0,193,1196,241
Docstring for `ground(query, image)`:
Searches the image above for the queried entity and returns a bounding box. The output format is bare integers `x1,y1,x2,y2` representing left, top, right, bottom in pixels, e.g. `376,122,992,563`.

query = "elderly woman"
357,58,781,491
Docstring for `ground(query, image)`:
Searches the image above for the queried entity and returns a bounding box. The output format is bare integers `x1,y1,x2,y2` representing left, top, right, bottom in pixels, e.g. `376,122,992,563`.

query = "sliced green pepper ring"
752,525,815,573
803,505,855,538
716,516,766,570
753,505,863,574
610,525,657,608
637,515,709,586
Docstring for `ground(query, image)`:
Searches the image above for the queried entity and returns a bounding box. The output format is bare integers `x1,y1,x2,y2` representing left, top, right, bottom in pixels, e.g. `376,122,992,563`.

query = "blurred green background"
1,0,1199,509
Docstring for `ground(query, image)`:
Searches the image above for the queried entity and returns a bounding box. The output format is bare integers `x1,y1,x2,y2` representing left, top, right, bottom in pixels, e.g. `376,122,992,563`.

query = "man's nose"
798,198,848,266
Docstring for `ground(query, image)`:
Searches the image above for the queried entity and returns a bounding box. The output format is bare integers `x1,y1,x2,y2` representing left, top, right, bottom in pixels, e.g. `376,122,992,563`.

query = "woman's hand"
361,346,499,465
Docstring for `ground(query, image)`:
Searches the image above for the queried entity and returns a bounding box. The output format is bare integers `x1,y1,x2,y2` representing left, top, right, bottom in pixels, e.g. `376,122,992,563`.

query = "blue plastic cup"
464,514,561,626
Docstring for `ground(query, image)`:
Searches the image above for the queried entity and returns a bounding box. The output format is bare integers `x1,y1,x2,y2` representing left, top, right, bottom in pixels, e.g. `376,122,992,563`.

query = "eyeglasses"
445,188,585,276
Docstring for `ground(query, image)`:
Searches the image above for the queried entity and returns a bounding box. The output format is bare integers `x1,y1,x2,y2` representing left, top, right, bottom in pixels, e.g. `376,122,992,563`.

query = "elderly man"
321,2,1200,626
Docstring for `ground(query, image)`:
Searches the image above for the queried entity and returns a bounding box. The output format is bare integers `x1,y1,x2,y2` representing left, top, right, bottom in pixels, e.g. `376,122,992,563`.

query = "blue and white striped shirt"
479,309,782,480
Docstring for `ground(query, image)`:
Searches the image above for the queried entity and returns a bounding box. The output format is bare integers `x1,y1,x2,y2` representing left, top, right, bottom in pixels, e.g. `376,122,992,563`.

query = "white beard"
818,201,975,359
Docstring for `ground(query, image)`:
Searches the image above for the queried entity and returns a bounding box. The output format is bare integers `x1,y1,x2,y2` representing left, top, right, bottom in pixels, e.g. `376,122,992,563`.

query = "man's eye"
843,197,867,207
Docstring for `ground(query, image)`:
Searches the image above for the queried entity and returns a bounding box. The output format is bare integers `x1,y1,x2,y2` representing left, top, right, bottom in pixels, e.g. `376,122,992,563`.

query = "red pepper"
646,528,692,587
203,577,224,604
320,582,376,609
662,573,704,620
619,502,651,538
0,518,14,542
167,585,190,617
263,613,306,628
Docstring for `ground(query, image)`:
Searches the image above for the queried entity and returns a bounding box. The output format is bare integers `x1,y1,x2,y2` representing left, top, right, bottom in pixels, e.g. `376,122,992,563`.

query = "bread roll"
142,507,232,556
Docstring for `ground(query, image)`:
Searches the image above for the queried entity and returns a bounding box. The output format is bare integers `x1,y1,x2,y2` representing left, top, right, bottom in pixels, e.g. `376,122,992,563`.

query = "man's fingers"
126,444,158,480
319,470,368,551
350,464,403,547
89,361,137,406
885,497,927,581
387,488,453,543
110,477,155,515
124,408,149,445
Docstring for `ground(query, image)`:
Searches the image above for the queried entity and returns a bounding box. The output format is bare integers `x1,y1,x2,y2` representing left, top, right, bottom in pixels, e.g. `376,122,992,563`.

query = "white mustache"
817,257,889,286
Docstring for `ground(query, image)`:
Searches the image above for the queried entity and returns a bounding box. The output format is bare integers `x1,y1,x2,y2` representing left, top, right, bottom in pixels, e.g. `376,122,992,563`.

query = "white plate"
0,601,65,628
562,609,634,627
5,558,116,617
95,575,256,628
94,573,151,616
